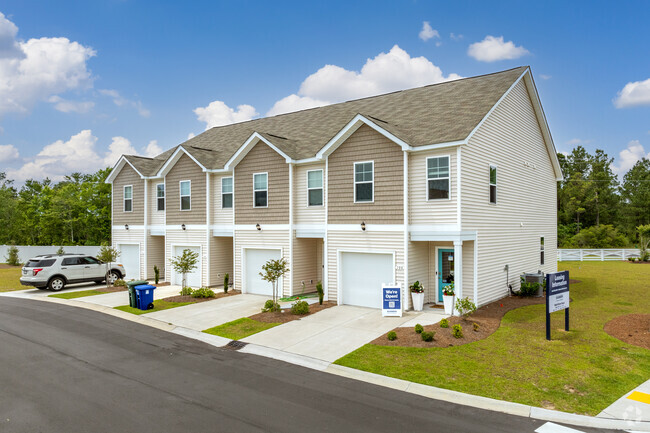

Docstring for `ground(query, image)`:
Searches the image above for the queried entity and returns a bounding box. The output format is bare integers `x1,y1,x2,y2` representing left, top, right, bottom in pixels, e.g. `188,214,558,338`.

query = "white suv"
19,254,126,291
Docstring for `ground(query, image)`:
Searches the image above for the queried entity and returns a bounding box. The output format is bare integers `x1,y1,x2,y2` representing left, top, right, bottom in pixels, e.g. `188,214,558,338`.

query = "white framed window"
253,172,268,207
354,161,374,203
540,236,545,265
222,177,233,209
180,180,191,211
156,183,165,211
307,169,323,207
489,165,497,204
427,156,450,200
123,185,133,212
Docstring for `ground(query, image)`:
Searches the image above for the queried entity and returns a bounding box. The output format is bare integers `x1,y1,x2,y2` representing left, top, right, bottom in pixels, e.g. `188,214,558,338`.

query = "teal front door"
438,249,455,302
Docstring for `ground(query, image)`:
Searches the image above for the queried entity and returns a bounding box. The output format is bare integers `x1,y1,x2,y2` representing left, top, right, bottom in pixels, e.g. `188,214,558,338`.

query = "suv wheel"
48,277,66,291
106,271,120,285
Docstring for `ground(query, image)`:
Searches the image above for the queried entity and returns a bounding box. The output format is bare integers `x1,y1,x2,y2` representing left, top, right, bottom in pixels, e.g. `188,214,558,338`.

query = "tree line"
1,146,649,249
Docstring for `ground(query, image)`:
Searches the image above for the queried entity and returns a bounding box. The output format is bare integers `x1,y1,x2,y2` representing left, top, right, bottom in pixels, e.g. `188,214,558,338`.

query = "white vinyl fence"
0,245,102,264
557,248,640,262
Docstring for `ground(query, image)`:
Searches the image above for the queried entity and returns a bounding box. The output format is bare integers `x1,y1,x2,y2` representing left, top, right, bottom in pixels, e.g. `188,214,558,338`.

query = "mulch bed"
0,264,19,269
250,301,337,324
96,286,128,293
604,314,650,350
371,295,545,348
163,290,241,304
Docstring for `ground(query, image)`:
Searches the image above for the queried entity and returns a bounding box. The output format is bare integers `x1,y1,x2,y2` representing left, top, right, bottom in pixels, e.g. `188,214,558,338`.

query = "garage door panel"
118,244,140,280
245,249,281,296
173,246,201,287
341,252,393,309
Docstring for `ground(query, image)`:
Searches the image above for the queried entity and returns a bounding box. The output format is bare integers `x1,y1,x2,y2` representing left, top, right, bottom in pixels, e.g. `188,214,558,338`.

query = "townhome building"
106,66,561,310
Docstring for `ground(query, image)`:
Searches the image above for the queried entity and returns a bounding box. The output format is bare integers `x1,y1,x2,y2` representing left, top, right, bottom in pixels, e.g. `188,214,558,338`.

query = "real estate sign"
545,271,570,340
382,284,402,317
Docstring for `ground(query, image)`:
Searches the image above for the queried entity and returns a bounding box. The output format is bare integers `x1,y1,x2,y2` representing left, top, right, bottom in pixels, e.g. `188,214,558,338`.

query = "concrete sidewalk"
598,378,650,424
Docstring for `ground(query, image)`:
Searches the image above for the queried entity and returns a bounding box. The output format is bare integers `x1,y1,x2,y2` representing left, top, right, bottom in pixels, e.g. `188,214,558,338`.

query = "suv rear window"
25,259,56,268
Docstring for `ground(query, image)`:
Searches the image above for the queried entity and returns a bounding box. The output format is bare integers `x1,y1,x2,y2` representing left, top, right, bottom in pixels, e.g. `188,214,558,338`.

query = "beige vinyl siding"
166,154,206,225
294,162,326,225
234,141,289,224
113,164,144,225
462,79,557,306
210,236,233,287
292,237,322,293
408,149,458,225
112,228,145,280
462,240,475,303
148,180,165,226
233,229,290,296
328,125,404,224
212,173,234,225
165,229,207,285
408,241,430,302
146,235,165,279
326,230,404,302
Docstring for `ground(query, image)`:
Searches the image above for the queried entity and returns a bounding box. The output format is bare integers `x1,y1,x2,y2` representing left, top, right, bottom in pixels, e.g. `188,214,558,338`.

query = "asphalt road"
0,297,614,433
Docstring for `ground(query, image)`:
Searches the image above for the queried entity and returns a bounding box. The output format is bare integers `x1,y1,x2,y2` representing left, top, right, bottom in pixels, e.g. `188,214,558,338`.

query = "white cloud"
0,144,19,161
540,74,552,80
103,136,137,167
193,101,258,130
450,33,463,41
613,78,650,108
267,45,461,116
566,138,590,145
467,35,529,62
98,89,150,117
143,140,162,157
419,22,439,42
187,132,196,140
610,140,649,175
48,95,94,114
0,12,23,59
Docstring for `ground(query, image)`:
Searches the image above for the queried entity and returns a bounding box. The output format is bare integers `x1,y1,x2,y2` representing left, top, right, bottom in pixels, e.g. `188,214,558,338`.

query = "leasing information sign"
382,284,402,317
545,271,570,340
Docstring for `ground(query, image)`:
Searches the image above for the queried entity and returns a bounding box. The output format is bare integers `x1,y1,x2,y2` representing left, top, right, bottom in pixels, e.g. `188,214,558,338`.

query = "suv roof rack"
34,253,85,258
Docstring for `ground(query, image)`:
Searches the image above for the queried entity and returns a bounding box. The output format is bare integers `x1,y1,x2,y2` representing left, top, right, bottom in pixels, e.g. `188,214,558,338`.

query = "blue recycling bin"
134,284,156,310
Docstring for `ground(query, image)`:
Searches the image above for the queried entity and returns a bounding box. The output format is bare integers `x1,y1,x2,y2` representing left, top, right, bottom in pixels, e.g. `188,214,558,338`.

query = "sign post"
545,271,570,340
381,284,402,317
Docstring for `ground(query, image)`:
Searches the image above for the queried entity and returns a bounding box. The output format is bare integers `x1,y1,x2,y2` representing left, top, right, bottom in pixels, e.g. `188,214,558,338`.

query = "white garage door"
117,244,140,280
173,246,201,287
341,252,394,309
245,249,281,295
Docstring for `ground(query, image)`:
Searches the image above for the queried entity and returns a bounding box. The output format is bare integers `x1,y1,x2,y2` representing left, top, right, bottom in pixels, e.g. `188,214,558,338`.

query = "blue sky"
0,0,648,183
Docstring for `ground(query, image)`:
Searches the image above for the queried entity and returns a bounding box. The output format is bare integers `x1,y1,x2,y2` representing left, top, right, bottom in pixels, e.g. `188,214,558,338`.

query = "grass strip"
49,289,107,299
114,299,192,315
203,317,281,340
0,266,24,292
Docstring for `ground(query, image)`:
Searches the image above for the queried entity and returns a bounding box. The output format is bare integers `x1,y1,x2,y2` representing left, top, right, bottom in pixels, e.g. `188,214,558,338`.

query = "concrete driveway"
241,305,448,362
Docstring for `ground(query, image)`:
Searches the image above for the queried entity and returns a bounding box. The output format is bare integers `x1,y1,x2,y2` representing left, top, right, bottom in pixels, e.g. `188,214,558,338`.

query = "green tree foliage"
260,258,289,310
620,159,650,229
170,249,199,288
564,225,629,248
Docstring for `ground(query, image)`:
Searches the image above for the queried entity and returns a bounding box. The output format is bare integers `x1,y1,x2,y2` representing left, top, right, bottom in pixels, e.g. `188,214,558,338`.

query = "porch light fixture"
361,221,366,231
181,224,186,231
124,224,129,230
256,223,261,231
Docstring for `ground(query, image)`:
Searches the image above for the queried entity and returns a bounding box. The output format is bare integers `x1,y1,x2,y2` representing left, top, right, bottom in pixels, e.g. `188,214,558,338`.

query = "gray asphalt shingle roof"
123,66,527,175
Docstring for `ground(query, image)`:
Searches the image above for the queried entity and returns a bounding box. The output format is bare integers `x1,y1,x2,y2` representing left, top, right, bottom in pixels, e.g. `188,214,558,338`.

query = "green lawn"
0,266,24,292
114,299,192,315
49,289,109,299
203,317,281,340
336,261,650,415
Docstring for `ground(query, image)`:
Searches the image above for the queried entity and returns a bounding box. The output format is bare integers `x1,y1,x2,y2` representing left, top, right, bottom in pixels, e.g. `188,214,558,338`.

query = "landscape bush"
439,318,449,328
316,280,324,305
472,322,480,332
421,331,435,342
452,324,464,338
191,287,216,298
387,331,397,341
5,246,20,266
113,279,127,287
223,273,229,293
414,323,424,334
518,278,542,297
291,300,310,315
262,299,280,313
455,297,477,319
153,265,160,284
180,286,194,296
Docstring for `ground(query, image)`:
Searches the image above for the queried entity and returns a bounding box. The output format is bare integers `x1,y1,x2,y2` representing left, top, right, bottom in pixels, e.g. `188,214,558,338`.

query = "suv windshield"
25,259,56,268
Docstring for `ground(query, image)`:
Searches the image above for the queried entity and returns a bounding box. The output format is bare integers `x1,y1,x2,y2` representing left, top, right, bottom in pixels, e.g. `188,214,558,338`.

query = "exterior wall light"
256,223,261,231
361,221,366,231
181,224,186,231
124,224,129,230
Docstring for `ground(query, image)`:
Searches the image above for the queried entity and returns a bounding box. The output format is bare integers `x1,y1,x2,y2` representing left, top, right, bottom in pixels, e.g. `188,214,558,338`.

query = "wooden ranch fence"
557,249,641,262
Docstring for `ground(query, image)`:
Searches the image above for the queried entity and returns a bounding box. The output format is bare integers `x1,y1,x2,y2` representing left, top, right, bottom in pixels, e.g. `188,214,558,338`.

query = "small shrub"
452,324,463,338
455,297,477,320
316,280,324,305
472,322,480,332
414,323,424,334
5,246,20,266
223,273,229,293
641,251,650,262
180,286,194,296
191,287,216,298
440,318,449,328
421,331,435,342
291,300,310,315
262,299,280,313
153,265,160,284
56,246,65,255
387,331,397,341
113,279,127,287
518,279,541,297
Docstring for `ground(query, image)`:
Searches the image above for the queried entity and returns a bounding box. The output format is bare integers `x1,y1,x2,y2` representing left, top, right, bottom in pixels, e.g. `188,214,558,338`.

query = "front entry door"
438,249,455,302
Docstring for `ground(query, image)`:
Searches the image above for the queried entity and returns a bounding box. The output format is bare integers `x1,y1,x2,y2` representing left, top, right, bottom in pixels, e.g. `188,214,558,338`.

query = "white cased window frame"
180,180,191,211
540,236,545,265
489,164,497,204
426,155,450,201
156,183,165,211
354,161,374,203
306,169,323,207
221,177,233,209
253,172,268,208
123,185,133,212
